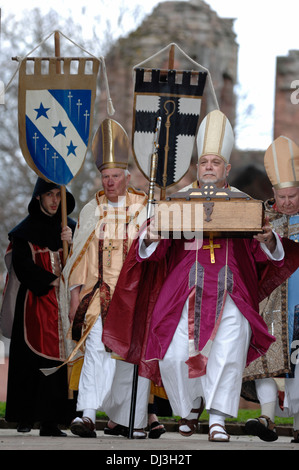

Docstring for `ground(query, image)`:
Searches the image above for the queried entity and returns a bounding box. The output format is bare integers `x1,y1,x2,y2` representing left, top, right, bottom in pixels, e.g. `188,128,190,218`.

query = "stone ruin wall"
274,50,299,143
97,0,299,201
97,0,238,196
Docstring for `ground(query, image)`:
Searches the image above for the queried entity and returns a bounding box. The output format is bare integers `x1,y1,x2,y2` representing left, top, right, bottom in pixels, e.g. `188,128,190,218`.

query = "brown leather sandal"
178,398,205,437
208,423,230,442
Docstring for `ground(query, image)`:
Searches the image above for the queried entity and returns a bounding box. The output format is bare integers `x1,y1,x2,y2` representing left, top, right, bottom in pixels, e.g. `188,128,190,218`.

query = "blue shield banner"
18,58,100,185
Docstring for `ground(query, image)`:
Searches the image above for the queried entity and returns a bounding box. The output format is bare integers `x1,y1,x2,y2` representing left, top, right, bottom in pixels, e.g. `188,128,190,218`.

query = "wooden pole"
160,44,175,201
54,31,68,265
168,43,175,70
54,32,74,401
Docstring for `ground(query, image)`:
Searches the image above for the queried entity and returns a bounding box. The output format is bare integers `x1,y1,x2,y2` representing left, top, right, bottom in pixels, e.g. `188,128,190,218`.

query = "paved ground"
0,422,298,454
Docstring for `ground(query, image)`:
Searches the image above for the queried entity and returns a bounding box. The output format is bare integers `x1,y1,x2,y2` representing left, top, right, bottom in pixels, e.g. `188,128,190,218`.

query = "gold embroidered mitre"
196,109,234,163
264,135,299,189
92,118,130,171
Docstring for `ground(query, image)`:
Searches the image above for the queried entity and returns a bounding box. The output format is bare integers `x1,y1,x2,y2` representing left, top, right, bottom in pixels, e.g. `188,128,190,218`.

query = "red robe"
2,241,65,360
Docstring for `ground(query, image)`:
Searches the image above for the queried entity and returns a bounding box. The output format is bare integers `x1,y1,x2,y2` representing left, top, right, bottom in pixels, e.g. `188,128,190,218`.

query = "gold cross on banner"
103,240,117,266
203,234,221,264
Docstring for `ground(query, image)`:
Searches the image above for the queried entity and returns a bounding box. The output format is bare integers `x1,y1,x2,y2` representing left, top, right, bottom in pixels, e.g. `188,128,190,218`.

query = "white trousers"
159,294,252,418
77,316,150,428
255,363,299,417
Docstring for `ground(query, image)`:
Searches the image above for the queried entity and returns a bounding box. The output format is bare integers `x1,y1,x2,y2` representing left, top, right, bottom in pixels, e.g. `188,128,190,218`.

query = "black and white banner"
132,68,207,189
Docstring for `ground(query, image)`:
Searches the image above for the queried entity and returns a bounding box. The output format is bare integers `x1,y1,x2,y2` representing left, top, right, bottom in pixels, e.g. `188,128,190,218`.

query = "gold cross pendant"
203,234,221,263
103,240,117,266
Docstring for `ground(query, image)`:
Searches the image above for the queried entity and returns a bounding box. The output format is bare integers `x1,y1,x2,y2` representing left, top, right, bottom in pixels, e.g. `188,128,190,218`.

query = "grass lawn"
0,402,293,425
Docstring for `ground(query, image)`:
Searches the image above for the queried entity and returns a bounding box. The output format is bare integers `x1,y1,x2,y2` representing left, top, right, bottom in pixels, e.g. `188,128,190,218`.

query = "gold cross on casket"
203,234,221,264
103,240,117,266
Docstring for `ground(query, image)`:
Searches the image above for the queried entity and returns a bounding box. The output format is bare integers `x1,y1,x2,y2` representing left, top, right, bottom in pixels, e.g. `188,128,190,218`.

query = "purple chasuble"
138,236,281,378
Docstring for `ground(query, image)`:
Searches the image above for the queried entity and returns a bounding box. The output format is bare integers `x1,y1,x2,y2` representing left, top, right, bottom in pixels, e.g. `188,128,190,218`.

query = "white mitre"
196,109,234,163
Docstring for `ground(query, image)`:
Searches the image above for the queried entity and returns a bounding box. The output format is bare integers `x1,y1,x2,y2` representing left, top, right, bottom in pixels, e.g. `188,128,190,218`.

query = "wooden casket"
153,184,264,238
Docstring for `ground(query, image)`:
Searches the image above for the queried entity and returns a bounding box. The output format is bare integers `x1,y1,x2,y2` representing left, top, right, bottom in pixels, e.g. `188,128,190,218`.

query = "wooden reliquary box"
153,184,264,237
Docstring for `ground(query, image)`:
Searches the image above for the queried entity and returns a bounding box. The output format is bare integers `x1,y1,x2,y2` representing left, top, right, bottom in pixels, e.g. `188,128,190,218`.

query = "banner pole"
54,31,68,265
160,44,175,201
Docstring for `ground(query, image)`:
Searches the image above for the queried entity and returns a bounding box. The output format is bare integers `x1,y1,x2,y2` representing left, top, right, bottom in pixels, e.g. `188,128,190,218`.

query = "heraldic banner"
18,57,100,185
132,67,207,190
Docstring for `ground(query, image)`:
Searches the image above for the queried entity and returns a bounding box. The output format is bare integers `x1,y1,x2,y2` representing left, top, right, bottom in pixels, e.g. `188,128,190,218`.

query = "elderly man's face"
197,154,231,188
273,186,299,215
101,168,130,202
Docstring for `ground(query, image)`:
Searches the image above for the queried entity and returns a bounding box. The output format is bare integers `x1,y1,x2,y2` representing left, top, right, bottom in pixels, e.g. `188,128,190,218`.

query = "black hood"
9,178,76,251
28,177,75,217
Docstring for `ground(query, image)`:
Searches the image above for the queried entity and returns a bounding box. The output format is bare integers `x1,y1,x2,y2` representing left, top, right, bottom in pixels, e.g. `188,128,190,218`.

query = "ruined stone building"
234,50,299,200
274,50,299,141
98,0,238,195
98,0,299,201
